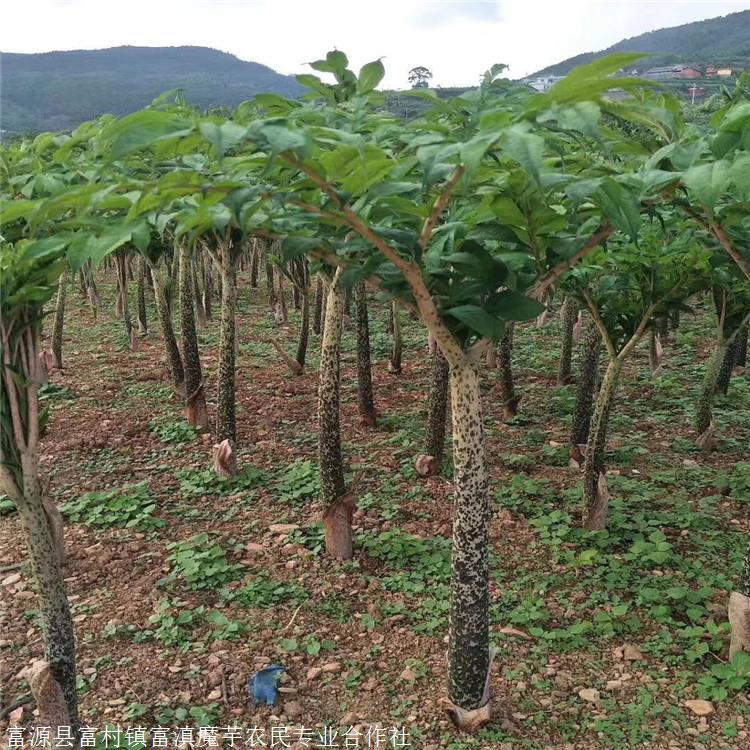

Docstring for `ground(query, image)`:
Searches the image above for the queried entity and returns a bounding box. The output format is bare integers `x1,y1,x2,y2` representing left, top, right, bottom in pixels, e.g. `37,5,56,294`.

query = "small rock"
622,643,645,661
499,626,532,640
207,668,223,687
605,680,623,690
578,688,600,702
15,591,34,600
269,524,299,534
245,543,266,554
400,668,417,681
2,573,21,587
284,700,303,719
321,662,341,673
306,667,322,681
684,699,714,716
207,689,222,701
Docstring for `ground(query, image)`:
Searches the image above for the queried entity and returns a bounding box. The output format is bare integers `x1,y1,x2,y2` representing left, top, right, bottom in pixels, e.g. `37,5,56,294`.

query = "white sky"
2,1,749,87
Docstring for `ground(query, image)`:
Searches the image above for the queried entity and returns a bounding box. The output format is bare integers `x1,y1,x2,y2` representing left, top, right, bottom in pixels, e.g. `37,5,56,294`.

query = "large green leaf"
445,305,504,342
492,291,545,322
99,111,194,158
357,60,385,94
198,121,248,157
504,127,544,186
682,161,731,211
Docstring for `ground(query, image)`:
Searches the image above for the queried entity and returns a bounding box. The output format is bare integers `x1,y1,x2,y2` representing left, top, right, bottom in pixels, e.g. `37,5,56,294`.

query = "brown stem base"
729,592,750,659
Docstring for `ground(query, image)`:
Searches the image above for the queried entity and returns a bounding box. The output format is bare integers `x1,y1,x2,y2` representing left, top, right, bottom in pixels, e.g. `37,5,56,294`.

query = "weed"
61,482,164,529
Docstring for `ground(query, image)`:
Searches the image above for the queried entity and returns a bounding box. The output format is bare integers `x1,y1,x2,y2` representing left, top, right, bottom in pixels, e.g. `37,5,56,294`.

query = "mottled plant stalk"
51,273,66,369
295,279,310,370
313,276,324,335
249,242,259,288
178,243,208,429
115,254,133,347
355,282,376,427
389,300,402,374
736,324,748,368
557,297,576,384
293,279,302,311
715,339,738,395
1,321,79,733
193,250,206,324
569,319,601,461
696,341,728,434
150,261,184,398
265,250,276,309
136,255,148,335
275,267,288,323
202,252,213,321
425,347,450,466
447,359,490,710
497,322,518,418
84,262,100,319
216,241,237,446
581,357,622,529
318,269,350,559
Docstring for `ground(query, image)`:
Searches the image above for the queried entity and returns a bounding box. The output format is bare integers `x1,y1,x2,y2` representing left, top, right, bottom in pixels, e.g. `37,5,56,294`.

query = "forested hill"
0,46,302,135
532,9,750,76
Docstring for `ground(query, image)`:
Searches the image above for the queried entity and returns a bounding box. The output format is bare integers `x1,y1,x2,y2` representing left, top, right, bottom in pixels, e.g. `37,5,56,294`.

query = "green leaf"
295,74,333,100
249,122,309,155
0,199,37,226
100,111,194,158
504,127,544,185
492,291,545,322
594,179,641,241
445,305,504,342
198,121,247,157
682,161,731,212
542,52,649,105
357,59,385,94
730,154,750,201
319,144,394,195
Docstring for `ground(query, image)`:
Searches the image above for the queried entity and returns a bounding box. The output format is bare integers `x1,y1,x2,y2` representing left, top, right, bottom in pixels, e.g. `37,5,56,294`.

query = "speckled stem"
736,325,748,368
3,330,79,732
178,243,207,428
318,269,348,556
389,301,402,373
51,274,66,369
313,276,324,335
696,342,727,434
570,319,601,451
296,283,310,369
425,347,450,465
715,339,737,395
136,254,148,334
447,360,490,710
557,297,576,384
150,262,184,397
355,282,376,426
116,255,132,343
497,323,516,412
217,243,237,444
265,250,276,308
582,357,621,529
250,243,259,288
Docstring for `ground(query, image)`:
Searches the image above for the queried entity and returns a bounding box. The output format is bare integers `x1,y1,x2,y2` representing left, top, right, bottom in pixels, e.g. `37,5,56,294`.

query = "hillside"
532,8,750,77
0,46,302,135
